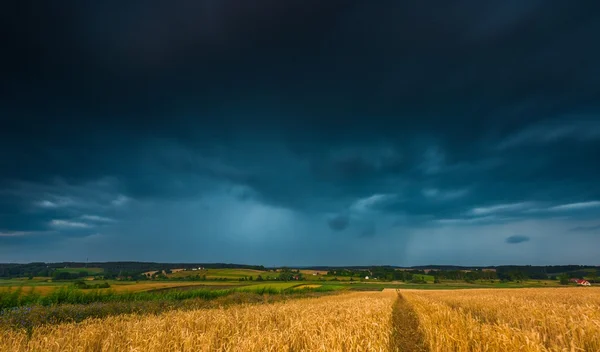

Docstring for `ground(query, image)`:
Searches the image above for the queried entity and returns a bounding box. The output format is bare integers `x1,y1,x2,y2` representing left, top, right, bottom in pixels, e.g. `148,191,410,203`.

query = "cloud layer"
505,235,531,244
1,2,600,264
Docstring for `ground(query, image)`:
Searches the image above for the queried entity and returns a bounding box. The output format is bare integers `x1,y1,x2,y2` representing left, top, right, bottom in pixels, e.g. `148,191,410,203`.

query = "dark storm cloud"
359,222,376,238
1,1,600,264
505,235,531,244
327,215,349,232
570,224,600,232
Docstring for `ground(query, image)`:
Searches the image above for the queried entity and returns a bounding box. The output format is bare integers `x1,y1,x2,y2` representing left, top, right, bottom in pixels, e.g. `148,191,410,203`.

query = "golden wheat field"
403,288,600,352
1,288,599,352
1,291,397,352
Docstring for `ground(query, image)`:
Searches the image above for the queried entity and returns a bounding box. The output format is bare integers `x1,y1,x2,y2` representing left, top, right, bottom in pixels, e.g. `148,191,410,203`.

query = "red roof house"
568,278,591,286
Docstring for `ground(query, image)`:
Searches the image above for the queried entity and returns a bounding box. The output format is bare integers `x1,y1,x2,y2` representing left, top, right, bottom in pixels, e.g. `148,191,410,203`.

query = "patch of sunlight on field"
293,284,321,289
167,268,271,279
402,287,600,352
238,282,301,291
204,268,270,278
108,282,238,293
1,291,397,352
1,281,246,297
299,270,327,276
54,267,104,274
1,286,56,296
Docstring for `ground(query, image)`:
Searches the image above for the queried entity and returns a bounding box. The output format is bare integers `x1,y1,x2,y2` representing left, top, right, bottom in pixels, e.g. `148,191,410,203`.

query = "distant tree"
559,274,570,285
590,270,598,283
278,269,302,281
411,277,426,284
73,280,87,289
53,271,77,280
509,271,527,282
256,275,264,281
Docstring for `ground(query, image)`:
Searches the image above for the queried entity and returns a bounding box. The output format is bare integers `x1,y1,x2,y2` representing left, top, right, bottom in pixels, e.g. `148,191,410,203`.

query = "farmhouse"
569,278,591,286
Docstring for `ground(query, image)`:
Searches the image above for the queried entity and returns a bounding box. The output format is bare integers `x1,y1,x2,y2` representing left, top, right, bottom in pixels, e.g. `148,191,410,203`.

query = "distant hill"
1,262,597,279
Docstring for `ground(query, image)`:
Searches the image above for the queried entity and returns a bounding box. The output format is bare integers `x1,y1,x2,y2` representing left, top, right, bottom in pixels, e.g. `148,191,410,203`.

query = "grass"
0,291,342,331
389,292,428,351
292,284,322,289
0,291,397,351
0,282,347,310
0,280,242,297
411,274,435,282
0,286,233,310
0,282,348,331
0,278,56,287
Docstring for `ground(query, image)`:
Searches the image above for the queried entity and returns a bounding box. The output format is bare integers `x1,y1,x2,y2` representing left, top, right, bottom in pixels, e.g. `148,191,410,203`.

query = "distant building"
570,278,591,286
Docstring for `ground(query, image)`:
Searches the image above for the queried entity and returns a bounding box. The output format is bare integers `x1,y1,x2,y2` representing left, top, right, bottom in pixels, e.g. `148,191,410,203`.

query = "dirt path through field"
388,291,429,352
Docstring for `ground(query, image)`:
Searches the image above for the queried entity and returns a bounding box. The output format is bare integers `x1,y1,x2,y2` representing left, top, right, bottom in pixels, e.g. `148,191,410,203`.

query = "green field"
238,282,302,291
0,277,54,286
0,277,566,298
0,266,575,299
411,274,435,282
168,268,272,279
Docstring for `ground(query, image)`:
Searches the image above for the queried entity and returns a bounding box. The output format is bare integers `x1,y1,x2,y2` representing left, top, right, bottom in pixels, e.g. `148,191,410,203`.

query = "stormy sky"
2,1,600,266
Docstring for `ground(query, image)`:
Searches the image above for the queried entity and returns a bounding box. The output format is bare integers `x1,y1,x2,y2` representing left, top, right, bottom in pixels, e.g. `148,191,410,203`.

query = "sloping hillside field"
1,288,599,351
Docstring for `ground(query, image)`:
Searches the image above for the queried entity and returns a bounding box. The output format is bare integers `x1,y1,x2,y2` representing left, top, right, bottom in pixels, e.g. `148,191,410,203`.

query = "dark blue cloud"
570,224,600,232
505,235,531,244
359,222,376,238
1,2,600,264
327,215,349,232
